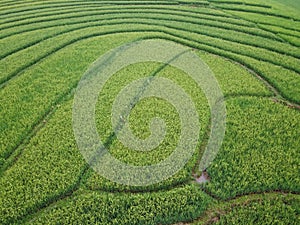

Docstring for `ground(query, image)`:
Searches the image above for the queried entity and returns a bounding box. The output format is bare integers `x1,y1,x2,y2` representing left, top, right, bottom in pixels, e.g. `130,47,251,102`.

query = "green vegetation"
29,184,212,225
0,0,299,224
204,97,300,199
193,193,300,224
213,196,300,225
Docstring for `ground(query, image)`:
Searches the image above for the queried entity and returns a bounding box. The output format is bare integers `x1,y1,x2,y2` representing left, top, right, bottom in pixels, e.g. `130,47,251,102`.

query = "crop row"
1,23,164,83
0,0,42,9
279,34,300,48
211,2,300,21
2,94,297,224
86,61,208,189
0,8,259,39
142,33,299,102
0,2,298,224
2,17,298,84
84,55,269,192
0,4,298,160
0,10,282,60
0,6,232,31
162,23,300,73
0,0,216,19
0,70,293,224
187,38,300,103
209,0,271,8
1,21,297,102
0,0,180,16
1,10,291,56
1,14,295,65
259,24,300,47
0,8,239,39
2,6,296,58
226,10,300,32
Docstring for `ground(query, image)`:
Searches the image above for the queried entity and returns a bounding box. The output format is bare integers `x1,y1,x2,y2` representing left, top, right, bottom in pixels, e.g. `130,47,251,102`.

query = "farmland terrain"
0,0,299,224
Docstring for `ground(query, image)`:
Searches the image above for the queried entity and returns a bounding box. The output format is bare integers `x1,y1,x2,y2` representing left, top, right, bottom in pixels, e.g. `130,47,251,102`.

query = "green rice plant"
0,23,158,83
1,10,283,66
166,25,300,73
226,11,300,32
0,1,299,224
278,34,300,47
0,32,151,161
236,56,300,103
164,32,300,102
0,6,231,38
159,32,300,103
82,60,209,191
212,195,300,225
85,51,271,192
0,99,86,224
28,184,213,225
208,1,271,8
204,97,300,199
193,193,300,224
2,17,293,86
211,0,300,21
198,52,271,97
0,26,71,59
259,24,300,39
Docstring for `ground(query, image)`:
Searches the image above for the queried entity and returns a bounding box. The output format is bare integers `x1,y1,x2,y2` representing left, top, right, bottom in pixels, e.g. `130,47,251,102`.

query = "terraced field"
0,0,299,224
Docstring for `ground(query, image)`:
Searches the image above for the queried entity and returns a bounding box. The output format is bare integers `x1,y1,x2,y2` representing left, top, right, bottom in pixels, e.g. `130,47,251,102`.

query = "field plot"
0,0,299,224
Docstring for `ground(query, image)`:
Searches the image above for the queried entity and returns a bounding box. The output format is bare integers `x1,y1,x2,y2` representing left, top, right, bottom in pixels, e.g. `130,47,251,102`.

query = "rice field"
0,0,299,224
